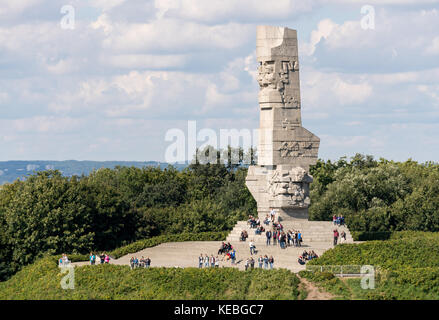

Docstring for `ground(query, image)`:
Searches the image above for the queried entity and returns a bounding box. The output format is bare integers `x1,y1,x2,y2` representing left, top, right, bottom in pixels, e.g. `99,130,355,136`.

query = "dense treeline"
309,153,439,232
0,163,256,281
1,151,438,281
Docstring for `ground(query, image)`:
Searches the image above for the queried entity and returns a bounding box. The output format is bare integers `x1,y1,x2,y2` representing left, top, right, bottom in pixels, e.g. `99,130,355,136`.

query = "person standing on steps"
204,253,209,268
89,252,95,265
231,249,236,265
340,230,346,243
270,208,276,223
258,256,263,268
297,231,302,247
100,253,105,264
249,240,256,255
210,255,215,268
269,256,274,269
263,255,269,269
215,256,220,268
333,229,339,246
198,254,203,268
266,230,272,246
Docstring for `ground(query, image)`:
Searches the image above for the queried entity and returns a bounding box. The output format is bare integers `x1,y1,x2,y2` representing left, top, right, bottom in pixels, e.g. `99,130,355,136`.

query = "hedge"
351,231,392,241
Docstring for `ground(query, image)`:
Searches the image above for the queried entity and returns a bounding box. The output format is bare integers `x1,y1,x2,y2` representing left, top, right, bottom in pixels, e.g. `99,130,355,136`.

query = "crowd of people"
130,256,151,269
265,229,303,248
245,214,304,249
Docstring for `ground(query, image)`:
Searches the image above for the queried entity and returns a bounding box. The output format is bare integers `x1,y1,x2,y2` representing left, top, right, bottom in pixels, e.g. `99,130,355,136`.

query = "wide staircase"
223,219,354,272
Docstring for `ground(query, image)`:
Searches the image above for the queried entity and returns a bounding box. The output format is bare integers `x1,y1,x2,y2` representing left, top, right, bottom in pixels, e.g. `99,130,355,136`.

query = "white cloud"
0,92,9,104
425,37,439,55
97,18,253,53
0,117,85,134
102,54,187,69
157,0,315,23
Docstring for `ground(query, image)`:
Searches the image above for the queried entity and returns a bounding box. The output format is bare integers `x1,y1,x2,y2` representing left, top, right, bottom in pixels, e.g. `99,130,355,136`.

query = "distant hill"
0,160,187,185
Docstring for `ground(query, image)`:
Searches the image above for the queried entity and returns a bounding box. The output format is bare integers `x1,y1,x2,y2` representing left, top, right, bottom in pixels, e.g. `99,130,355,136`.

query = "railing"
305,265,379,277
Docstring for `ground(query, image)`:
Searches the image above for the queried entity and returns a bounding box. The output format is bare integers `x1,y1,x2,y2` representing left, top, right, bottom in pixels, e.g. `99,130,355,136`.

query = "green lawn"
0,256,302,300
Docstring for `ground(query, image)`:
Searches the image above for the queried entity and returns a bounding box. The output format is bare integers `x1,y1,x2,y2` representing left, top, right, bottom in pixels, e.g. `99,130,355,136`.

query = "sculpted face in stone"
246,26,320,221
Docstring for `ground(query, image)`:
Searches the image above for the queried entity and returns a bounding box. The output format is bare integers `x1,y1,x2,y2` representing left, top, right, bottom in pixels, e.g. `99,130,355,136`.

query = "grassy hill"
300,231,439,300
0,256,302,300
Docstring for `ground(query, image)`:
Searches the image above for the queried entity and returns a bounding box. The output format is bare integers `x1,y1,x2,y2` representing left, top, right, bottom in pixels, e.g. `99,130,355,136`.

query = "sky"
0,0,438,163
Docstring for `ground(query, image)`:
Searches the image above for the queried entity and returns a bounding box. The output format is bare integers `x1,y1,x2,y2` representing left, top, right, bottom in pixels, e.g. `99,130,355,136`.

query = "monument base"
246,165,310,221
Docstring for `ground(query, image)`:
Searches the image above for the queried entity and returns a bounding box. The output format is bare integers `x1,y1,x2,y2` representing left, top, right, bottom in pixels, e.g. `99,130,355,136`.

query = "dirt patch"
297,275,334,300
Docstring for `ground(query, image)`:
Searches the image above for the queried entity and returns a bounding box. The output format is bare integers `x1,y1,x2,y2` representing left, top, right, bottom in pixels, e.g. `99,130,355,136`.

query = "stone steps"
226,220,353,244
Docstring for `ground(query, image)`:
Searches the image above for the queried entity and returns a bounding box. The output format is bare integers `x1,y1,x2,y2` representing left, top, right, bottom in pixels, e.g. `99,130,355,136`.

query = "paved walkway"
73,220,354,273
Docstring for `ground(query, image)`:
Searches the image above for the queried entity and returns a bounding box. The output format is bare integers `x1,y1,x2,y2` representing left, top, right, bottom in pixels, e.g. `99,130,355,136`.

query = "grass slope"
0,256,302,300
303,231,439,300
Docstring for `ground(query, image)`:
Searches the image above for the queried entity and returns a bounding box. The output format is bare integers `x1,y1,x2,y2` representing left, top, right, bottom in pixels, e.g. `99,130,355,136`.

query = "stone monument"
246,26,320,221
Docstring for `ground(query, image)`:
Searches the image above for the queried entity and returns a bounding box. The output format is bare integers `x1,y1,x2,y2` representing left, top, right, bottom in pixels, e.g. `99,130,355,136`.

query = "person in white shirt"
270,208,276,222
249,240,256,255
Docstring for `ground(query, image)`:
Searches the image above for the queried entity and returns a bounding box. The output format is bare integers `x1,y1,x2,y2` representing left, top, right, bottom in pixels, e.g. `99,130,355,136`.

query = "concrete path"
73,220,354,273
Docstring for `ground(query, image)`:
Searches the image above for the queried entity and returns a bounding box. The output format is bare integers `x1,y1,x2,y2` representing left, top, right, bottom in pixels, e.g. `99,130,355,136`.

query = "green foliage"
0,162,256,281
0,257,301,300
309,236,439,269
304,232,439,300
351,231,392,241
309,155,439,233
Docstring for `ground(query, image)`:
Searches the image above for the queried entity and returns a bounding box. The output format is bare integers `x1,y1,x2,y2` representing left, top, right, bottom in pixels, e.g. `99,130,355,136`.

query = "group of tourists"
297,250,318,265
59,254,70,266
333,215,345,226
247,215,260,228
265,229,303,248
333,229,347,245
240,230,249,241
129,256,151,269
244,255,274,270
217,242,234,255
198,254,221,268
89,252,111,265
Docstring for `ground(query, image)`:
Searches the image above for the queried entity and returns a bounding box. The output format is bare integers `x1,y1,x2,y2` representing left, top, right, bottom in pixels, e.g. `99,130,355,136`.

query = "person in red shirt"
333,229,339,246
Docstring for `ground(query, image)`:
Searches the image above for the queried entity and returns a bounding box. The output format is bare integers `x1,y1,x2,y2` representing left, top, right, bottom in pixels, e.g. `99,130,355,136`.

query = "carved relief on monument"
267,167,313,208
257,61,283,104
257,61,276,89
279,141,313,158
282,119,296,130
257,59,300,108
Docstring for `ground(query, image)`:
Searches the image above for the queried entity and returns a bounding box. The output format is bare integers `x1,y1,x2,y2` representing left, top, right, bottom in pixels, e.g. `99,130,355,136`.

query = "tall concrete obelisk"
246,26,320,221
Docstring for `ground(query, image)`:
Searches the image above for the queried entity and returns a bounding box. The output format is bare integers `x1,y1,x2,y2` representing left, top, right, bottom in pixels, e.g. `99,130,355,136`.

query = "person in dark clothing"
266,230,272,246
